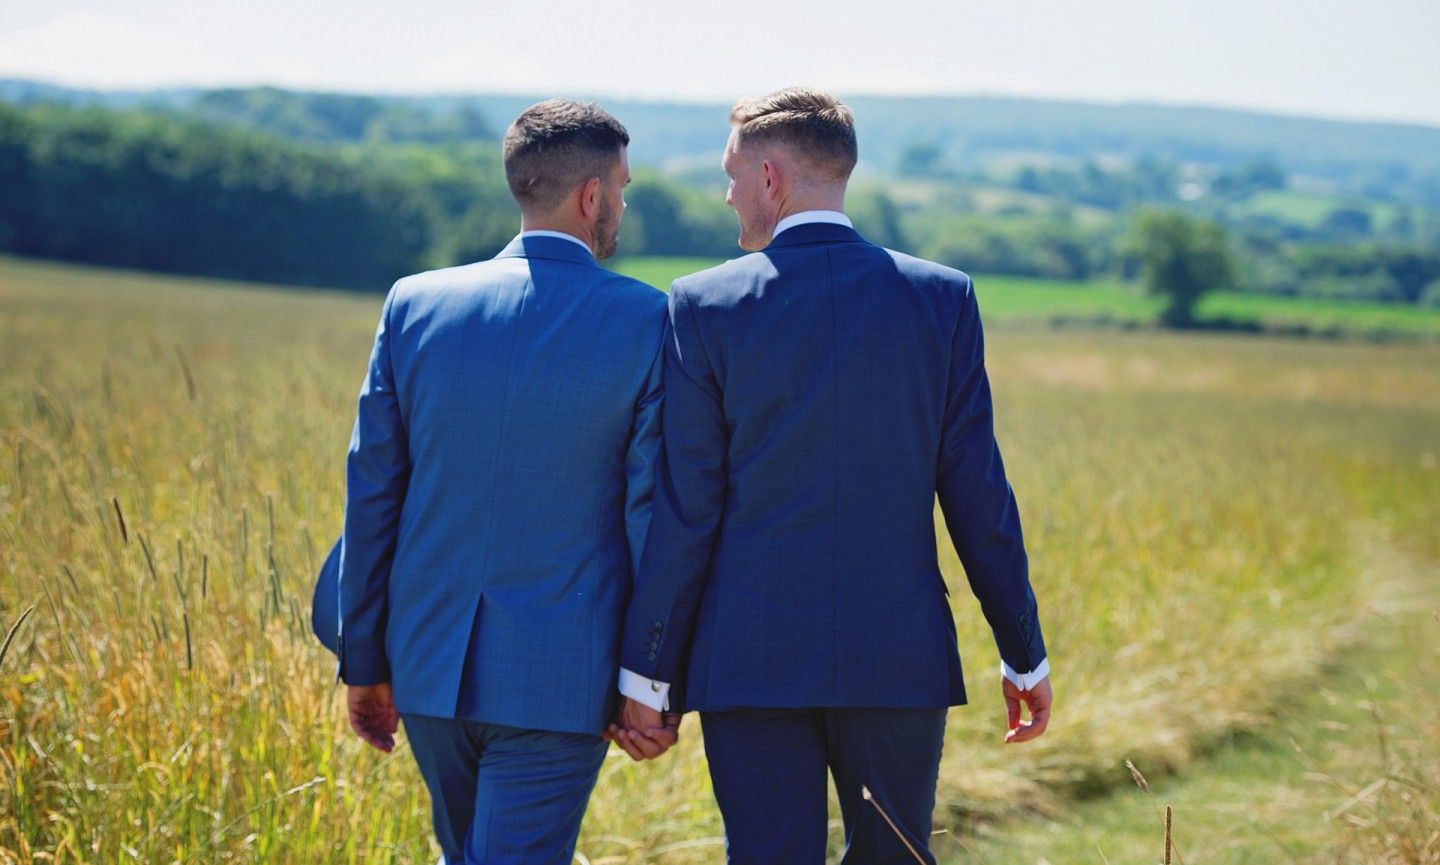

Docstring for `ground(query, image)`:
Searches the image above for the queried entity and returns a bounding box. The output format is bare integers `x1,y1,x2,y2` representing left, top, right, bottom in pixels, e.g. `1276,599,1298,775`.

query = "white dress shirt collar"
773,210,853,239
518,229,593,256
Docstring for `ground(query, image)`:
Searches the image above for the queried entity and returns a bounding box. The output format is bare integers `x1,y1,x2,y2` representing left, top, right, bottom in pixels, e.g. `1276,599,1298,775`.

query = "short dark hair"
502,99,630,211
730,87,857,180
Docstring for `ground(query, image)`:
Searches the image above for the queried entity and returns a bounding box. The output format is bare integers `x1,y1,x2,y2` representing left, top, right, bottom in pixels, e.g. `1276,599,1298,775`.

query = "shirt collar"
518,230,593,256
773,210,853,239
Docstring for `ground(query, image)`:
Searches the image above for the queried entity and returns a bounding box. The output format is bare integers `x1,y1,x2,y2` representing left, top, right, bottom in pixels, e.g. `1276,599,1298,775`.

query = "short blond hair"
730,87,858,180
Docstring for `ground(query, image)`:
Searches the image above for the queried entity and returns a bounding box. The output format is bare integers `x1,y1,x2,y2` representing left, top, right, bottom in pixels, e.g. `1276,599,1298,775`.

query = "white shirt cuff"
1002,657,1050,691
619,667,670,712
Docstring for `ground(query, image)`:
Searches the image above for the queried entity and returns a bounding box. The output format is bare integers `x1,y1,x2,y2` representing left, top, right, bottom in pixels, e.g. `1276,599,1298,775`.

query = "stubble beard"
737,209,771,252
593,196,620,261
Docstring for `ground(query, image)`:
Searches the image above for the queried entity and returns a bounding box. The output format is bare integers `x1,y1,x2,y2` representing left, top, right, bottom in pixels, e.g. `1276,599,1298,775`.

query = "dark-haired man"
337,98,671,865
612,88,1053,864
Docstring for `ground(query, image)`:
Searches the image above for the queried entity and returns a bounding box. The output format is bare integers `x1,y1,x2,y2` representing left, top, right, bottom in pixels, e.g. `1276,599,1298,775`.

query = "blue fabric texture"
701,706,947,865
621,222,1046,711
336,235,668,735
403,714,608,865
312,539,340,655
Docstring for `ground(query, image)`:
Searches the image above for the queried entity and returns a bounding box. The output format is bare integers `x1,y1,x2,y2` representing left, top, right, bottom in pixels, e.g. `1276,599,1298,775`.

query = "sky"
1,0,1438,127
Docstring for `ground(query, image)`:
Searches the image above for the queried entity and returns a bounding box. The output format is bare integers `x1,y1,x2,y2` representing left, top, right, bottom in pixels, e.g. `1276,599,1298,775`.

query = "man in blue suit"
338,99,671,865
610,88,1054,864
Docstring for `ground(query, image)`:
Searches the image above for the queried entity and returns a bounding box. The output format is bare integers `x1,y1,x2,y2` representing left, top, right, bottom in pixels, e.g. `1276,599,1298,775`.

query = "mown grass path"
954,532,1439,864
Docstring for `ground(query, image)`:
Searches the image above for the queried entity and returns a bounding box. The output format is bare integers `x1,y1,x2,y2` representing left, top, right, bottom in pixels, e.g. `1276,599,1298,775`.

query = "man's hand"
605,697,681,761
1003,675,1052,744
348,682,399,752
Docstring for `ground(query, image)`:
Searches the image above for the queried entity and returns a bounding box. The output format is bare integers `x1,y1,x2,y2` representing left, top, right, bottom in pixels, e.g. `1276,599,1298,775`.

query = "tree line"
1,104,443,288
0,103,723,289
2,99,1438,309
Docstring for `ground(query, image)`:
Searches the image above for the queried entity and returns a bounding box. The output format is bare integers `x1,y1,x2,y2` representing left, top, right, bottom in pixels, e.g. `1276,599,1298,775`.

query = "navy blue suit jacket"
621,223,1045,711
337,235,667,734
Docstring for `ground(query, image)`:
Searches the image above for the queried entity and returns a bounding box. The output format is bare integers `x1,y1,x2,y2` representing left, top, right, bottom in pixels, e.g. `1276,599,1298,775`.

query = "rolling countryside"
2,253,1435,862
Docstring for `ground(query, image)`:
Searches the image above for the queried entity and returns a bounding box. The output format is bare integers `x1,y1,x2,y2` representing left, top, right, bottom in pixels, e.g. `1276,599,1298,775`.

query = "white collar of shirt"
773,210,853,239
518,230,593,255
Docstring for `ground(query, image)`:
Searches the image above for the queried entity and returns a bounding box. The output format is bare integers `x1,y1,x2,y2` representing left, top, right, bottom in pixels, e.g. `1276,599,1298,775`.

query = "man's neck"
774,195,846,227
771,209,852,242
520,218,593,252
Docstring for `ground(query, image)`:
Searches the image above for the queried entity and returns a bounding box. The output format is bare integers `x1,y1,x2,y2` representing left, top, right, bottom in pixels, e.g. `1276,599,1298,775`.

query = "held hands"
1003,675,1053,744
604,697,682,761
348,682,400,752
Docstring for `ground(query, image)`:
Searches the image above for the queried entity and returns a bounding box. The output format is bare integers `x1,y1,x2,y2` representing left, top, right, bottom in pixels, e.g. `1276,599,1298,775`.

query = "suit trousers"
700,707,947,865
403,714,608,865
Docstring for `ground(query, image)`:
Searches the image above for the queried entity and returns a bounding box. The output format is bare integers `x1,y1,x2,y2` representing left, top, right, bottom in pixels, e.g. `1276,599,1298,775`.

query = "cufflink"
651,681,661,692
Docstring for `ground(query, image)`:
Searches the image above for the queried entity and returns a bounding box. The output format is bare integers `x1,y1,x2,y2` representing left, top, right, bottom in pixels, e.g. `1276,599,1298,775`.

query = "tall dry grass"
1,256,1437,862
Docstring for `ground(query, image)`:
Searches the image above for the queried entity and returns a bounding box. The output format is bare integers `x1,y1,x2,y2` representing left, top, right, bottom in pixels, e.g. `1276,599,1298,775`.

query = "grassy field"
2,253,1437,863
1237,190,1401,231
969,550,1440,864
611,256,1440,339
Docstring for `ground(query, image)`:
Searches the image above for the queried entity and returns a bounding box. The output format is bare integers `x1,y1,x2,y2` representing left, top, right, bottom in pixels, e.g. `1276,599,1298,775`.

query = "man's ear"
578,176,602,219
762,159,780,196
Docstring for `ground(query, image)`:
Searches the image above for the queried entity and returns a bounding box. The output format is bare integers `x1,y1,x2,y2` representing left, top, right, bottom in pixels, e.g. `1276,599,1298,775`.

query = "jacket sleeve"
622,317,667,581
620,285,728,694
338,286,410,685
936,278,1047,677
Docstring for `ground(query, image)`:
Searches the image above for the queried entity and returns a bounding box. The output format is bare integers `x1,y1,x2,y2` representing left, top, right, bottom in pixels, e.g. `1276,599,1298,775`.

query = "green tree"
622,173,736,257
0,102,441,289
848,188,909,252
1319,206,1373,240
1419,278,1440,308
1129,209,1235,328
897,142,945,178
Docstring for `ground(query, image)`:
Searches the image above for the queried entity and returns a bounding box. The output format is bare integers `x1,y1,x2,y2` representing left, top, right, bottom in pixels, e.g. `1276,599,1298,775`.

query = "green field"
609,257,728,290
612,256,1440,339
2,254,1437,863
1238,190,1401,231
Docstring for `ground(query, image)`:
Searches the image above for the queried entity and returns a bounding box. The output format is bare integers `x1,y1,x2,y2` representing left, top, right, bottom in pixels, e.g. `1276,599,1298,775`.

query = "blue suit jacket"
621,223,1045,711
337,235,667,735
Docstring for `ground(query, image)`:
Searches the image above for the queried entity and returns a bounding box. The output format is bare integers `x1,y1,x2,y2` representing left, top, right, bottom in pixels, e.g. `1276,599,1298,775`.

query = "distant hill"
0,81,494,146
5,79,1439,204
0,79,195,110
453,93,1440,191
5,86,1439,305
189,88,495,145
